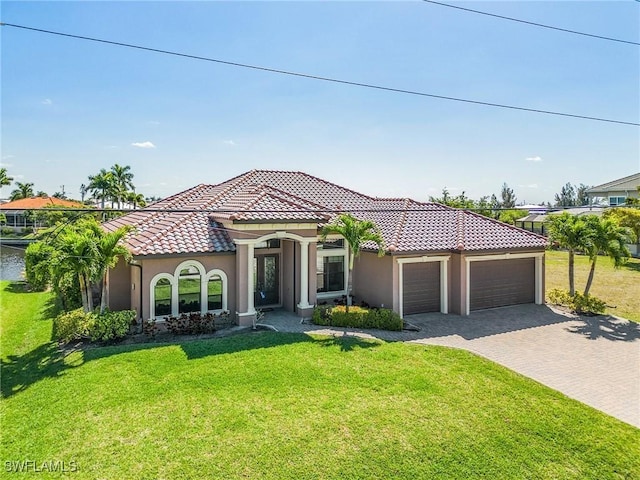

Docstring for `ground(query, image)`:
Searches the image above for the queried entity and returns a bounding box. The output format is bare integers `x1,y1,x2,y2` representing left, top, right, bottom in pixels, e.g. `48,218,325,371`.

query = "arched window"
153,277,172,317
178,265,201,313
208,274,223,310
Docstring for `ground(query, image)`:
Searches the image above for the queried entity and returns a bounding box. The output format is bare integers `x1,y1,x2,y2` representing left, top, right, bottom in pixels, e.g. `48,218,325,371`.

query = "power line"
1,22,638,127
422,0,640,46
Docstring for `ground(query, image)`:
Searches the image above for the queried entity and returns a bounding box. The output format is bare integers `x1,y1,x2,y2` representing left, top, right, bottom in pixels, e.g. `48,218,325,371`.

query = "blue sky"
1,1,638,205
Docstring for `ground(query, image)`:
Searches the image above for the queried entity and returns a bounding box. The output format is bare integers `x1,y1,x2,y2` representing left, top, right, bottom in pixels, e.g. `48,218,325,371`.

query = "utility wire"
1,22,638,127
422,0,640,46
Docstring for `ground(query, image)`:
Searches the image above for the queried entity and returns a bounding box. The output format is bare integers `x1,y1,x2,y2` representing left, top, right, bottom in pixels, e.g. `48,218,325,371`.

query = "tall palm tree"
126,191,147,209
547,212,590,296
96,226,132,314
87,169,114,209
0,168,13,188
321,213,385,310
582,216,632,296
110,164,134,209
10,182,35,201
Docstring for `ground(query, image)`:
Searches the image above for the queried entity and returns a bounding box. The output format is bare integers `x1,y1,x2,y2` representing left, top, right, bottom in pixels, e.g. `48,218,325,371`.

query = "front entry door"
254,254,279,307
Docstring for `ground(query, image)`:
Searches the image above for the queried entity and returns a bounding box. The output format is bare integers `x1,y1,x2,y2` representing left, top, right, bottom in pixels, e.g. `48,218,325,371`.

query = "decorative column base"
237,311,257,327
296,303,314,318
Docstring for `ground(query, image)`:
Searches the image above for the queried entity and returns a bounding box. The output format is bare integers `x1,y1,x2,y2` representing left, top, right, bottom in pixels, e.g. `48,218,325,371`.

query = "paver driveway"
262,304,640,428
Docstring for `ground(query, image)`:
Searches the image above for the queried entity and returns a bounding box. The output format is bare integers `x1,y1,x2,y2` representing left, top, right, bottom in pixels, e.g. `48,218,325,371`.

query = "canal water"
0,245,26,281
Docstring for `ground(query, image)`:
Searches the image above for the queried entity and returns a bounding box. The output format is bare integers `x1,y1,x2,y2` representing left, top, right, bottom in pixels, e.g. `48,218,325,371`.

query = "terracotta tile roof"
0,197,83,210
104,169,547,256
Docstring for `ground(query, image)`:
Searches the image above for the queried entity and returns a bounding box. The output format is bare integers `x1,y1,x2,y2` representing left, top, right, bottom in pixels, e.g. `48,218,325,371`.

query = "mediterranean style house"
103,170,547,325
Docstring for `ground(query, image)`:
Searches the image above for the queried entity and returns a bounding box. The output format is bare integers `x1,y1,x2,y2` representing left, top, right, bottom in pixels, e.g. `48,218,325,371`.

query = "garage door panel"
470,258,534,310
403,262,440,315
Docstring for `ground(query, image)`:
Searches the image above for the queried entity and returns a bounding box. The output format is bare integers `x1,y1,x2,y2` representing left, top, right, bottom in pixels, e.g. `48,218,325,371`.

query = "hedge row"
312,305,403,331
53,309,136,343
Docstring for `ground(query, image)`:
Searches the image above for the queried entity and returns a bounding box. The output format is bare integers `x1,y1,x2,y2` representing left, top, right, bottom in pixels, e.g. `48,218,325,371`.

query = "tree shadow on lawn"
1,332,380,398
0,342,76,398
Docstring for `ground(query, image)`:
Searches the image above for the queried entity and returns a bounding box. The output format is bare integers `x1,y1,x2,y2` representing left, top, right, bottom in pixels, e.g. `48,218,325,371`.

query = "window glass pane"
154,278,172,317
179,267,201,313
208,275,223,310
317,255,345,293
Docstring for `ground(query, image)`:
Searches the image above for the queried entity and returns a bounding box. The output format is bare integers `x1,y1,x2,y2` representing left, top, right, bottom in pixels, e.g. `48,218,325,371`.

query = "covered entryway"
469,257,535,310
402,262,441,315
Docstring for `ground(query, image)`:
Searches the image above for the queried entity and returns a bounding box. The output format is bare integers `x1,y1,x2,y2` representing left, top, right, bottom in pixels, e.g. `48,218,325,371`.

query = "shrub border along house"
312,305,403,331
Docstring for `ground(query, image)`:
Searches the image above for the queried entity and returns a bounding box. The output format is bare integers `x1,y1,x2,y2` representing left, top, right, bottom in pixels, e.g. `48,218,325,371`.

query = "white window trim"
149,260,229,320
316,235,348,299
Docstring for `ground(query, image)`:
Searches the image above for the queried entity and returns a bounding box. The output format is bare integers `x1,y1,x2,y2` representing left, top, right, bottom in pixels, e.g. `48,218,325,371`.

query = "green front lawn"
1,281,639,479
545,249,640,322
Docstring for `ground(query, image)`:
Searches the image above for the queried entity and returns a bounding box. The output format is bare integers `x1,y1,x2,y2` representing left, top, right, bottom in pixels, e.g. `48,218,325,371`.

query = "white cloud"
104,145,119,150
223,140,237,146
525,156,542,162
518,183,539,189
42,99,52,105
131,141,156,149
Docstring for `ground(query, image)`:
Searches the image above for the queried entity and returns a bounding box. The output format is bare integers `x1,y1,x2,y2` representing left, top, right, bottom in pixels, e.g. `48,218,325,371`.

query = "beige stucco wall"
352,252,395,309
108,257,132,313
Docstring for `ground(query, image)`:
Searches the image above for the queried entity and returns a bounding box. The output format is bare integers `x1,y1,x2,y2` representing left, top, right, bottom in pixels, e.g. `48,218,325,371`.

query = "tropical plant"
0,167,13,188
581,216,632,296
110,164,135,209
10,182,35,201
320,213,385,310
126,191,147,209
96,226,132,314
87,169,114,209
603,207,640,245
547,212,590,296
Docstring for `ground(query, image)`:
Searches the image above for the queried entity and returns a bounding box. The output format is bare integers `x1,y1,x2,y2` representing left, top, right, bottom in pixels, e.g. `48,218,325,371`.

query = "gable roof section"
586,173,640,195
104,169,547,256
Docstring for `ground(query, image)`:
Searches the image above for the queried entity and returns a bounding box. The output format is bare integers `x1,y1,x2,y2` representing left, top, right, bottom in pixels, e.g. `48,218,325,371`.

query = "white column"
440,258,449,314
297,240,312,309
535,255,543,305
247,242,256,315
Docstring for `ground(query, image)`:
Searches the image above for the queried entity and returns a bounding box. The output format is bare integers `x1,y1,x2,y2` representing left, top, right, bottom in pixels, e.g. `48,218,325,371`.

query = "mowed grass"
545,249,640,322
1,281,639,479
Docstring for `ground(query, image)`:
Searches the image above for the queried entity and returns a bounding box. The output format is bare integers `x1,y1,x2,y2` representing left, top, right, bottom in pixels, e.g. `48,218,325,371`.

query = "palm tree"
87,169,114,209
10,182,35,201
547,212,590,296
96,226,132,314
0,168,13,188
126,191,147,209
582,216,632,296
110,164,134,209
320,213,385,310
56,229,100,312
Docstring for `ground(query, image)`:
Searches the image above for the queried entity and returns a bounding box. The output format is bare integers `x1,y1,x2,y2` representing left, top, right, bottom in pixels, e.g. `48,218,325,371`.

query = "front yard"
545,250,640,322
1,281,638,479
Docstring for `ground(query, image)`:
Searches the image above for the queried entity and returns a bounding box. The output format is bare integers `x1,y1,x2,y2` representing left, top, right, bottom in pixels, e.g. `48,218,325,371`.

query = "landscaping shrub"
53,308,94,343
548,288,606,315
165,312,221,335
53,308,136,343
312,305,403,331
87,310,136,342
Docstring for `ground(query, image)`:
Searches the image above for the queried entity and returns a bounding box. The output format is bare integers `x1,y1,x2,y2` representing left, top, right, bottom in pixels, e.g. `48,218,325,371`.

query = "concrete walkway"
261,304,640,428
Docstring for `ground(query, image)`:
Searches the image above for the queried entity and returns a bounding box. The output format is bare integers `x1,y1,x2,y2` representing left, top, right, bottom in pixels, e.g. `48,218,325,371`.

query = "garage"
402,262,441,315
470,258,535,310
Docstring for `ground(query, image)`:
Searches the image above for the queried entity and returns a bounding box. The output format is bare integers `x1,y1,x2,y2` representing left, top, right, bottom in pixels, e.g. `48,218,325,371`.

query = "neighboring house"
103,170,547,325
0,196,83,232
586,173,640,206
516,206,605,236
